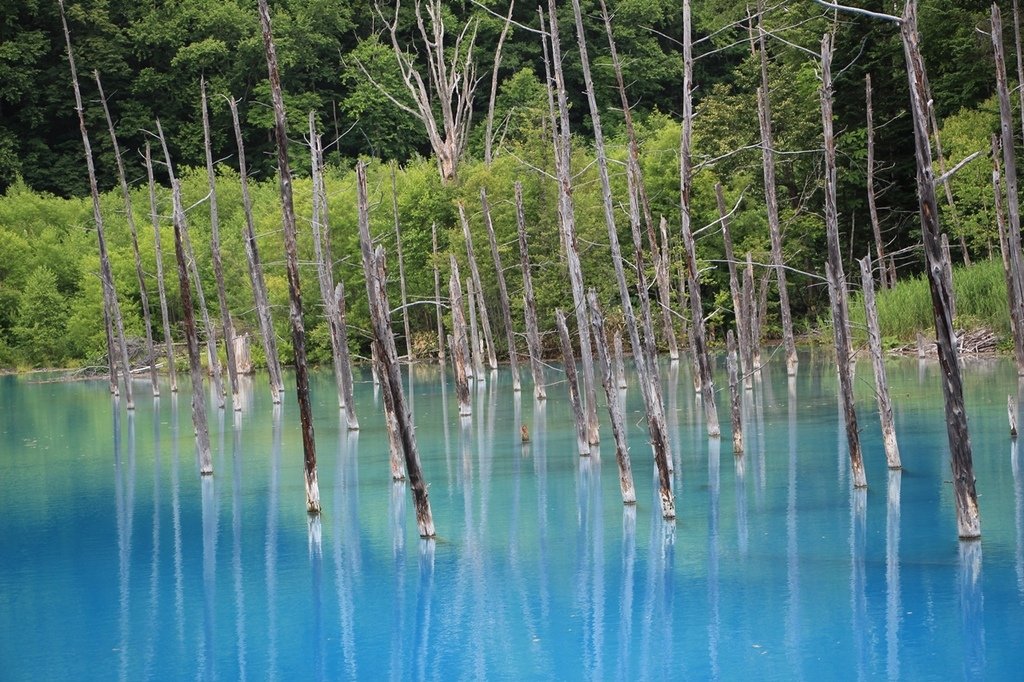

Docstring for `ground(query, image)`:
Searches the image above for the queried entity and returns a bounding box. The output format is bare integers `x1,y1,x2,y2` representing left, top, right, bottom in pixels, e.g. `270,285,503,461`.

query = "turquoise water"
1,351,1022,680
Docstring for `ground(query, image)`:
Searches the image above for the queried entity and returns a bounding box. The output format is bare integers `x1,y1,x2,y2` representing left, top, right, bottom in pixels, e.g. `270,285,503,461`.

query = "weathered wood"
993,9,1024,378
233,333,253,375
587,290,636,504
718,184,745,371
390,163,414,361
905,1,979,538
480,187,520,391
756,264,771,370
555,308,591,456
465,268,486,381
258,0,320,514
757,6,797,375
655,217,679,360
334,283,359,430
448,257,472,416
228,96,283,403
102,306,118,396
484,0,514,165
992,134,1023,362
941,233,957,322
171,179,213,474
59,0,134,410
95,72,158,397
613,330,627,389
821,34,866,489
201,77,240,409
545,0,601,445
742,253,757,387
431,222,446,366
865,74,891,290
1010,394,1018,438
356,162,435,537
458,203,498,371
859,253,902,469
371,298,406,481
156,119,224,410
143,142,177,393
515,182,546,400
725,330,744,454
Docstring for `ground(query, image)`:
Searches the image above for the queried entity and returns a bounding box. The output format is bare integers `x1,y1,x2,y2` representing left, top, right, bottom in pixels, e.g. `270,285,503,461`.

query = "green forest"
0,0,1013,369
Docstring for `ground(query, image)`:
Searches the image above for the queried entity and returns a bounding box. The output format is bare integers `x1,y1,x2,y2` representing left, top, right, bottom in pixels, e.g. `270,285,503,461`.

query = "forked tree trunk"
58,0,134,409
587,290,636,504
480,187,520,390
821,33,866,489
391,163,414,360
356,162,435,537
515,182,546,400
458,203,497,370
258,0,320,514
95,72,158,396
144,142,177,393
865,74,891,290
449,256,472,416
859,253,901,469
228,96,283,403
201,77,240,409
555,309,590,456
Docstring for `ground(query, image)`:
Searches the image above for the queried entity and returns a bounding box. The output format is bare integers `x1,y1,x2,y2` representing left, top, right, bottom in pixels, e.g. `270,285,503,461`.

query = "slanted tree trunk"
95,72,158,397
59,0,134,410
757,5,797,375
865,74,892,290
143,142,177,393
170,179,213,473
484,1,514,165
725,330,744,454
356,162,435,537
514,182,545,399
480,187,521,391
228,96,283,403
588,290,636,504
859,253,901,469
458,203,498,371
992,134,1023,361
102,307,118,396
258,0,319,514
904,0,979,537
555,309,590,456
821,33,866,489
391,163,414,360
201,78,239,409
432,222,446,366
449,256,472,416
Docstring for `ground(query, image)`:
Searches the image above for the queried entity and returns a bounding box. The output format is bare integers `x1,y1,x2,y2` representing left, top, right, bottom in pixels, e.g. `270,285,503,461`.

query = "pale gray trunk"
514,182,546,399
144,142,177,393
458,203,498,371
480,187,520,390
859,253,901,469
555,309,591,456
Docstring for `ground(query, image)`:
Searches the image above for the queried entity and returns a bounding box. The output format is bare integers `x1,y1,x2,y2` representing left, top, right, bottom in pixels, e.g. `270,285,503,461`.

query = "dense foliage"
0,0,1016,368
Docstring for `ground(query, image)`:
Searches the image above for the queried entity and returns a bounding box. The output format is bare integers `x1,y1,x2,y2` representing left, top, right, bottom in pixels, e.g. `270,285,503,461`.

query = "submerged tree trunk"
556,309,590,456
432,223,446,366
228,96,283,403
992,134,1023,360
515,182,546,400
458,203,497,371
259,0,320,514
719,184,746,374
334,283,359,430
725,329,743,455
859,253,901,469
144,142,177,393
449,256,472,416
391,163,414,361
480,187,520,391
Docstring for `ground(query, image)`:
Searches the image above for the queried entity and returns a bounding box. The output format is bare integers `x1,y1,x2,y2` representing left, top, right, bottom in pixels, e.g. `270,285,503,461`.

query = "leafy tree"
14,266,67,366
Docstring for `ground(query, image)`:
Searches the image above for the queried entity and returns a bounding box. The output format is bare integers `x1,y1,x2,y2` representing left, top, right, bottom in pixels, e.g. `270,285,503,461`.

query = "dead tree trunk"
356,162,435,537
718,184,746,372
258,0,320,514
992,134,1023,360
865,74,892,290
859,253,902,469
656,217,679,360
484,1,514,165
465,269,485,381
941,233,957,321
391,163,414,361
726,329,744,454
432,222,446,366
480,188,521,390
588,290,636,504
171,180,213,474
555,309,590,456
156,120,224,410
742,253,757,386
515,182,546,400
821,33,866,489
102,307,118,396
993,8,1024,377
228,96,283,403
334,283,360,430
757,7,797,375
545,0,601,445
613,331,627,390
144,142,177,393
458,203,498,371
95,72,158,396
233,334,252,374
449,256,472,416
904,0,979,537
201,77,240,409
1010,394,1018,438
59,0,134,410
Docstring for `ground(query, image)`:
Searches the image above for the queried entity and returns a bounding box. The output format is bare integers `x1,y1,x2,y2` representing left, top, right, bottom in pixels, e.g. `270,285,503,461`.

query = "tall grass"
848,257,1010,346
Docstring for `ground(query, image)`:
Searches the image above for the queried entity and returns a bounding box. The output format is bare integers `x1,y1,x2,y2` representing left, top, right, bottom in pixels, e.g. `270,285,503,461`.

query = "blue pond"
1,350,1023,680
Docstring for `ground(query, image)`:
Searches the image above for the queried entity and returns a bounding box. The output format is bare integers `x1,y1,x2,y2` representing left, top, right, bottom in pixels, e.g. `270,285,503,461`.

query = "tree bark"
865,74,891,290
515,182,546,400
143,142,177,393
480,187,520,390
432,222,446,366
449,256,472,416
95,72,159,397
742,253,757,387
614,330,627,390
465,266,486,381
941,233,957,321
391,163,414,361
555,309,591,456
58,0,134,410
859,253,901,469
1010,394,1018,438
258,0,320,514
356,162,435,537
588,290,636,504
726,330,744,454
821,33,866,489
718,184,745,373
992,134,1023,361
458,203,498,371
201,77,240,409
228,96,283,403
334,283,360,430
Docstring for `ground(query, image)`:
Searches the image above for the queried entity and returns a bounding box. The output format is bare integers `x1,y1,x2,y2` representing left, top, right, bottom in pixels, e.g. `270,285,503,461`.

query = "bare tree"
370,0,480,182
